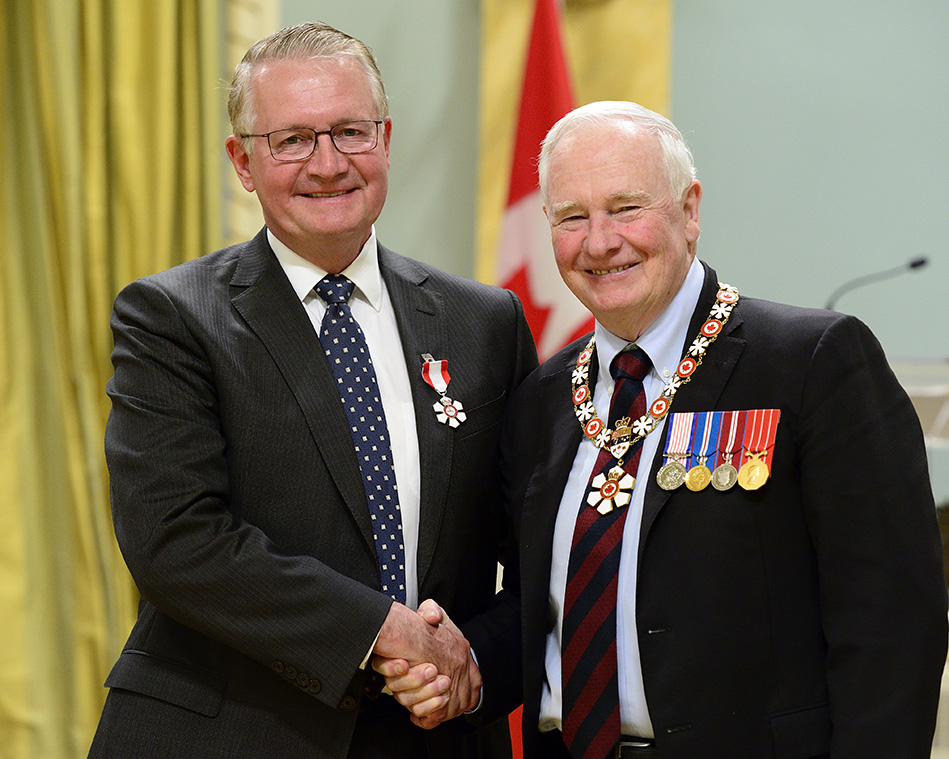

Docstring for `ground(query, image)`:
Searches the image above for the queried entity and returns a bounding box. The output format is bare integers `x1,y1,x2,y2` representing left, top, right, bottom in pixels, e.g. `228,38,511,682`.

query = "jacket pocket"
105,649,226,717
453,390,507,441
770,703,831,759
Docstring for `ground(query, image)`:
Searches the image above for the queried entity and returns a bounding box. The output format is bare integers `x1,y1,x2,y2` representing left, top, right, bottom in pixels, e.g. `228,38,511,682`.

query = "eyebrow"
608,190,651,205
549,200,582,220
549,190,652,221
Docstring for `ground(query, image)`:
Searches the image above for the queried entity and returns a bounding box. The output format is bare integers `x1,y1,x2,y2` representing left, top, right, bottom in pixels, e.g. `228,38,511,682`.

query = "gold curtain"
0,1,221,756
477,0,671,280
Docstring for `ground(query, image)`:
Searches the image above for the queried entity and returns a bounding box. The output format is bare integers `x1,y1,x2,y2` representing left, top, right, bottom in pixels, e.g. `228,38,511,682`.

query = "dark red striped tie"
561,346,651,759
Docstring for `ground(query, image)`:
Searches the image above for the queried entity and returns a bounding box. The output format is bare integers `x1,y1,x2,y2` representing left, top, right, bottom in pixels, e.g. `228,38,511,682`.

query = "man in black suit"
87,22,536,759
379,101,947,759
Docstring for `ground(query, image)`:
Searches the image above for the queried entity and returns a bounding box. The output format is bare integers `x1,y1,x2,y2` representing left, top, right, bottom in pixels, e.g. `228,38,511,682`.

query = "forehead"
546,121,668,202
250,57,376,125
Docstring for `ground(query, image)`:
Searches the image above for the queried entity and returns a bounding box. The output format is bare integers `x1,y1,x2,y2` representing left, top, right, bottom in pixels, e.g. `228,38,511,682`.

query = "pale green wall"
671,1,948,358
671,0,949,501
281,1,480,279
278,0,948,500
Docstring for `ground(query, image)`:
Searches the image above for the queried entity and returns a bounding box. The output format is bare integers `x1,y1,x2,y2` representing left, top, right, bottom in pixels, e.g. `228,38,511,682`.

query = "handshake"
371,599,481,729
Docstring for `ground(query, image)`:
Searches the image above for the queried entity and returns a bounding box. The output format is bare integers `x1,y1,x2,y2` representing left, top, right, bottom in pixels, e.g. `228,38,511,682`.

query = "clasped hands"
371,599,480,729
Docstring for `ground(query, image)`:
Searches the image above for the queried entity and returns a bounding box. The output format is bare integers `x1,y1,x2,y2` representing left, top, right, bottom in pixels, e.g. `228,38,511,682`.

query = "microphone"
824,257,928,310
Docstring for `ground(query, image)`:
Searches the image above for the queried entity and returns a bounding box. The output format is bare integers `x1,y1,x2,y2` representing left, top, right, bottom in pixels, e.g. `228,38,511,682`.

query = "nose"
304,133,348,177
585,214,623,257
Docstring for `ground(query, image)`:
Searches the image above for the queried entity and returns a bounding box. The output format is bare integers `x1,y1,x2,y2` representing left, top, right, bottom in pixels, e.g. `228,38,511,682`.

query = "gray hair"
227,22,388,151
538,101,696,205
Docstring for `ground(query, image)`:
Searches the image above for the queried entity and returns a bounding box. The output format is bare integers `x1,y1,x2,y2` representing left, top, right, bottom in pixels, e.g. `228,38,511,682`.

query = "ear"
683,180,701,244
381,118,392,167
225,135,256,193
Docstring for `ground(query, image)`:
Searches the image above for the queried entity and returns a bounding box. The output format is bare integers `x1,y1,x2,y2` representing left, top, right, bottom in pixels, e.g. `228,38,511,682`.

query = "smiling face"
544,120,701,341
225,56,391,271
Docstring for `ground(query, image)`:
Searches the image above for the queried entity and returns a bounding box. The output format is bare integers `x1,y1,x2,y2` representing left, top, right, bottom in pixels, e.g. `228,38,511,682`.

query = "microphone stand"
824,258,929,310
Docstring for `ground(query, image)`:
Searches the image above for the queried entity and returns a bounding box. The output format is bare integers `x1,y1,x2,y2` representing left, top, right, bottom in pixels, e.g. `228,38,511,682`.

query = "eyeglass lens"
268,121,379,160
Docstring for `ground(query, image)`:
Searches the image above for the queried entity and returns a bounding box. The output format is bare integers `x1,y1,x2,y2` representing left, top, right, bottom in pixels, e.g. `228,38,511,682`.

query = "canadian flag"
496,0,593,360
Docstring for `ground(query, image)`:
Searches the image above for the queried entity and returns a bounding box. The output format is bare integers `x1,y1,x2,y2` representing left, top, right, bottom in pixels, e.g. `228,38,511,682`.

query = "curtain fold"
0,2,221,756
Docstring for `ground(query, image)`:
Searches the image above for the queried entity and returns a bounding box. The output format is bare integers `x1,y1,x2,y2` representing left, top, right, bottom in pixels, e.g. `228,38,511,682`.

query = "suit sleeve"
105,277,392,709
797,314,947,757
461,370,541,723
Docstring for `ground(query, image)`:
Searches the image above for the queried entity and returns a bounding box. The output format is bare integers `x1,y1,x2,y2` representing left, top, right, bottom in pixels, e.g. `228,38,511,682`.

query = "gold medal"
711,463,739,491
657,459,687,490
684,411,716,492
735,409,780,491
737,452,769,490
685,463,711,491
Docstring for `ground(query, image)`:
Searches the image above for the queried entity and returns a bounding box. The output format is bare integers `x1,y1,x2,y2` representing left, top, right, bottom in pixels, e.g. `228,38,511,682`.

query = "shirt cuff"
464,648,484,714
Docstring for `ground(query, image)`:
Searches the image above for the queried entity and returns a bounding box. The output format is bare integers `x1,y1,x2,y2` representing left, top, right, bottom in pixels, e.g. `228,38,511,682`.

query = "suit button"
272,661,285,674
284,666,297,680
296,672,310,688
307,680,322,694
340,696,357,711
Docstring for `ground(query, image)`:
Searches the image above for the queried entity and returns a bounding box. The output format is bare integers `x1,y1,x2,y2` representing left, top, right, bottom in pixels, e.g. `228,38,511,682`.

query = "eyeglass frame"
239,120,386,161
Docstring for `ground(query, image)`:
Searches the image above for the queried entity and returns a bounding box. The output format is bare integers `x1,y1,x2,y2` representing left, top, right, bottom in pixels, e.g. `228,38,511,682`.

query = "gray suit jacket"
89,230,537,758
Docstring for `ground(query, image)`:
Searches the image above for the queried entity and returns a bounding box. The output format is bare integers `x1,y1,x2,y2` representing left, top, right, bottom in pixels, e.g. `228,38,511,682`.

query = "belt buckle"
614,738,654,757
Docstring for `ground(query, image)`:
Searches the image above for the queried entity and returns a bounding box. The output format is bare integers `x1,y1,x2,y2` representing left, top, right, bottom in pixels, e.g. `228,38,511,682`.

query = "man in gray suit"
87,22,536,759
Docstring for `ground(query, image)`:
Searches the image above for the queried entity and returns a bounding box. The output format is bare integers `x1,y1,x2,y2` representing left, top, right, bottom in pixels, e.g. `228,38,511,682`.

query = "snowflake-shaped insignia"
632,417,654,437
433,397,466,427
575,401,596,422
586,471,635,515
689,337,710,357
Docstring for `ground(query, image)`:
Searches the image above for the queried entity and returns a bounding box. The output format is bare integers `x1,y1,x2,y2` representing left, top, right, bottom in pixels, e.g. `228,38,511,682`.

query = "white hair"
537,101,696,205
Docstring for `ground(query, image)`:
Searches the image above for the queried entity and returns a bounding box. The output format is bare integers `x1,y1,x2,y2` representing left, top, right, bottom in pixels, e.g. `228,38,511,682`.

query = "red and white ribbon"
421,358,451,395
667,412,694,460
741,408,781,468
715,410,742,469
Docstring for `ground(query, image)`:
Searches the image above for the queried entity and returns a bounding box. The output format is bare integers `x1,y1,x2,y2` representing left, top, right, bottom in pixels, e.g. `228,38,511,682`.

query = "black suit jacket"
469,263,947,759
89,230,537,758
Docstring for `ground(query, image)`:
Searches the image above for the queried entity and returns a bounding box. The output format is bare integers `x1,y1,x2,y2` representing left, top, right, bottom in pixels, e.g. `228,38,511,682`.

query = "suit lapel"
521,347,589,625
378,247,451,588
638,263,746,555
229,230,374,546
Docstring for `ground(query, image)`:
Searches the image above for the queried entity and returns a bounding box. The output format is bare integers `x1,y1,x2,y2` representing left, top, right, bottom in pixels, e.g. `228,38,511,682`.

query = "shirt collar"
595,256,705,384
267,227,384,311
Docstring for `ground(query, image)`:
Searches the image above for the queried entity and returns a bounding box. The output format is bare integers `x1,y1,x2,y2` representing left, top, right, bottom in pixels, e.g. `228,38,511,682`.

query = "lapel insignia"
422,354,466,427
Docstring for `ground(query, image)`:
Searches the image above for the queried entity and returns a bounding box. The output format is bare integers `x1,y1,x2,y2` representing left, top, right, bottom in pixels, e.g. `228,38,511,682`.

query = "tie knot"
314,274,355,306
611,346,651,383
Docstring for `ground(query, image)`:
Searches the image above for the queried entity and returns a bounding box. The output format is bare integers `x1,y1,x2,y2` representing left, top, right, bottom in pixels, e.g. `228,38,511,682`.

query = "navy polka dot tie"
315,275,406,604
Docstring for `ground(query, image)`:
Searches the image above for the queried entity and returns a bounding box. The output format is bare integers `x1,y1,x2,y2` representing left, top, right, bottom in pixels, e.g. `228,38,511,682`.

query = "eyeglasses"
240,120,384,161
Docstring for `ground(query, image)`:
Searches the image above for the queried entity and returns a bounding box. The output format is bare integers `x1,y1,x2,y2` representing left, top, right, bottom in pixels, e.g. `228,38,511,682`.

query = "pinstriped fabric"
315,274,406,604
562,347,651,759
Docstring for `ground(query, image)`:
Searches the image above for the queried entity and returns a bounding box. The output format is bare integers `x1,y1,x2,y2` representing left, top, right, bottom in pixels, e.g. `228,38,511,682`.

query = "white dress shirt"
539,257,704,738
269,228,421,610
